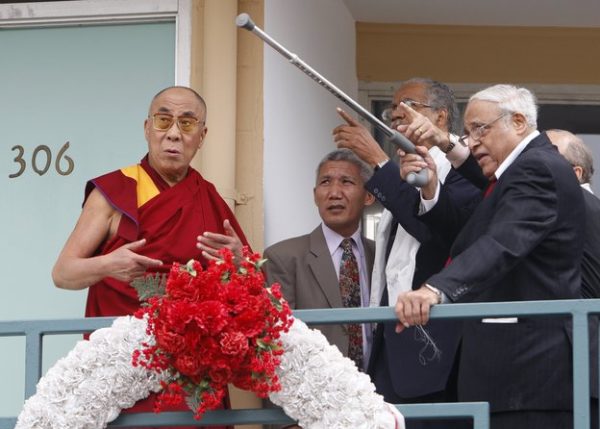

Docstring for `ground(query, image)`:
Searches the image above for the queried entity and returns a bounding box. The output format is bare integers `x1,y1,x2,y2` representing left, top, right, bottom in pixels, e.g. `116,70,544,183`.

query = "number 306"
9,142,74,178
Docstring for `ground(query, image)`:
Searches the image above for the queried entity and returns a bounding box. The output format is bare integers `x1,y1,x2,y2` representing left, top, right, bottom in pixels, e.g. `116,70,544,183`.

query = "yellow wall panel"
357,23,600,84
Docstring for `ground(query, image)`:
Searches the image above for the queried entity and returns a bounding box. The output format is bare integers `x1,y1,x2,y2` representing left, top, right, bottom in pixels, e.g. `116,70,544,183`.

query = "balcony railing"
2,298,600,428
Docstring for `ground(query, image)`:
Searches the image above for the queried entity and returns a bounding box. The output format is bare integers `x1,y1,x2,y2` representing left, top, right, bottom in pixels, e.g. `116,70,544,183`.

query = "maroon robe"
85,156,246,428
85,155,249,317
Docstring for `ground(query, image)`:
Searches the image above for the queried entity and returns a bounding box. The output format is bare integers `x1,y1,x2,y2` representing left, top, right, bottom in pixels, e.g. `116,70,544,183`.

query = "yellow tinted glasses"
151,114,203,134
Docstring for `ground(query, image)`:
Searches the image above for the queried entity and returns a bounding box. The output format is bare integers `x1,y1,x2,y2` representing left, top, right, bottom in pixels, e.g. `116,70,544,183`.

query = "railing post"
25,330,42,399
24,329,43,399
572,310,590,429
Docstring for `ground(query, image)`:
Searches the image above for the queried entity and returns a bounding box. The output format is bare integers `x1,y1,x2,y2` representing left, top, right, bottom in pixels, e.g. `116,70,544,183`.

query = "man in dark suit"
395,84,585,429
547,129,600,299
333,78,480,429
263,148,375,367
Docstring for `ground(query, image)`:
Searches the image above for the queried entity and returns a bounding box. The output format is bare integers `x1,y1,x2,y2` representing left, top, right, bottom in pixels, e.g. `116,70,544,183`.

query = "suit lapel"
362,236,375,290
308,226,343,308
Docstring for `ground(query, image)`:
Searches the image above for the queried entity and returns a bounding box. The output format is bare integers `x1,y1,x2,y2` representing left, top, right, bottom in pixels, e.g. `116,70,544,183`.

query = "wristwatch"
424,284,442,304
442,134,459,154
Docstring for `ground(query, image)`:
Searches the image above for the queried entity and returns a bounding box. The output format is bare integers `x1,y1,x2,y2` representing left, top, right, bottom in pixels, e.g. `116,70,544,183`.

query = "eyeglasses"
381,99,433,123
458,112,509,145
151,113,203,134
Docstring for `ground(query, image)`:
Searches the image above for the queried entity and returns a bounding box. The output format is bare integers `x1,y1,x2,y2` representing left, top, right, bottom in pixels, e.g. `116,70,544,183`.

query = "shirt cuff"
418,180,441,214
374,158,389,171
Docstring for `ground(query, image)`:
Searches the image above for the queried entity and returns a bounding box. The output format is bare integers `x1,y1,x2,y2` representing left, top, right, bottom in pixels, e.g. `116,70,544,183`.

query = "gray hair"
469,84,538,128
316,149,373,184
547,129,595,184
403,77,459,134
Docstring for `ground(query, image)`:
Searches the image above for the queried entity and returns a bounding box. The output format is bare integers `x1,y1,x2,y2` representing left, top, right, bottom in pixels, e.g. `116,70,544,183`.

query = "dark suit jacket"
365,160,480,399
422,133,586,412
263,226,375,356
455,153,600,300
581,189,600,298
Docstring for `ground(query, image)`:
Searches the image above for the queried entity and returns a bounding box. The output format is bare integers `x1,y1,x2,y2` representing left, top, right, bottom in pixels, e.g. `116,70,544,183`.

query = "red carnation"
133,247,293,420
220,331,249,356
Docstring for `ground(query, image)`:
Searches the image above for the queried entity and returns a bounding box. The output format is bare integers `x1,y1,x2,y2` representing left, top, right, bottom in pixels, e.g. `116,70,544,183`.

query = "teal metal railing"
2,299,600,428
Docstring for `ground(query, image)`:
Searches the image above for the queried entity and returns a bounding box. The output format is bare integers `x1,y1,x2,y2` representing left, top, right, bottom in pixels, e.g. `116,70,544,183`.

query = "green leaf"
184,379,211,413
183,260,197,276
255,258,268,270
131,273,167,301
185,392,201,414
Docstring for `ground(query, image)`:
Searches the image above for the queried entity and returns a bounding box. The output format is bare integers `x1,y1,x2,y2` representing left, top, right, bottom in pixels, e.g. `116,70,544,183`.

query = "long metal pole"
236,13,428,187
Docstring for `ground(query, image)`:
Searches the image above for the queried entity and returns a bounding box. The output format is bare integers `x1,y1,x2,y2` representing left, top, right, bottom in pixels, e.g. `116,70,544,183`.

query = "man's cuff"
418,181,441,214
374,158,389,171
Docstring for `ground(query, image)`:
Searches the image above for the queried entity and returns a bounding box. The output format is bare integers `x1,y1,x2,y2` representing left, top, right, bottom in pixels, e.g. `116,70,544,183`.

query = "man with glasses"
52,86,244,429
395,84,589,429
333,78,479,429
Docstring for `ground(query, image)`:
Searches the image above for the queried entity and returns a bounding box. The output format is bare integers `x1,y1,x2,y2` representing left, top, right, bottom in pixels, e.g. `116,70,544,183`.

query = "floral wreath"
15,250,404,429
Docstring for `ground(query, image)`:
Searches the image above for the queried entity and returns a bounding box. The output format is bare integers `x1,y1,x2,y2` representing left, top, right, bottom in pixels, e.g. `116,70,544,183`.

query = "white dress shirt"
370,147,452,310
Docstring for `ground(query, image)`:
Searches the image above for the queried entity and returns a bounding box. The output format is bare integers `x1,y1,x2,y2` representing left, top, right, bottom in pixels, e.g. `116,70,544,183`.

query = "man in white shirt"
333,78,480,429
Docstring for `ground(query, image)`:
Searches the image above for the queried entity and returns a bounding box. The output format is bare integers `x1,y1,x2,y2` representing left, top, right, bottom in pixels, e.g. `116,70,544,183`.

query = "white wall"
263,0,357,247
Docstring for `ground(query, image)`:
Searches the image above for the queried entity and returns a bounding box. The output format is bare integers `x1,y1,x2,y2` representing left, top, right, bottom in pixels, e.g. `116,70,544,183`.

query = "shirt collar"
494,130,540,179
321,223,363,256
582,183,594,194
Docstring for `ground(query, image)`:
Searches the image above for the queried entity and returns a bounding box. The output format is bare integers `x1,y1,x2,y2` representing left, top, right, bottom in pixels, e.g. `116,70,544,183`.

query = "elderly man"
547,129,600,298
52,86,245,429
396,84,587,429
333,78,480,429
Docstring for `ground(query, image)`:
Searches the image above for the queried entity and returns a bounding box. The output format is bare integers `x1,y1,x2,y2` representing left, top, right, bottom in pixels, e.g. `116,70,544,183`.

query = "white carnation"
15,315,404,429
270,318,405,429
15,316,167,429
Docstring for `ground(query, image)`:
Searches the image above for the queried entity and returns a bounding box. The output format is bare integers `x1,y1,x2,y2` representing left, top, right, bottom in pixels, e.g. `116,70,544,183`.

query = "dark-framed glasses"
381,99,433,123
458,112,509,145
151,113,203,134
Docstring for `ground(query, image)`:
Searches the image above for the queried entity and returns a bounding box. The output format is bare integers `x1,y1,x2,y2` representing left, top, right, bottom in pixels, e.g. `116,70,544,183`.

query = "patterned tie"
339,238,363,369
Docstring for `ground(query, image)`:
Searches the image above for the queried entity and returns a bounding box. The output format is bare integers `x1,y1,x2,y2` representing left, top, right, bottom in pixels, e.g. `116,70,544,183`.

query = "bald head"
149,86,207,120
547,129,594,184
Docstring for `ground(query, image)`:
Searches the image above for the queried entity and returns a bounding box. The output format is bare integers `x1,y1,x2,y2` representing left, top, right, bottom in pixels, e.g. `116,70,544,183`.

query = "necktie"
339,238,363,369
484,178,497,198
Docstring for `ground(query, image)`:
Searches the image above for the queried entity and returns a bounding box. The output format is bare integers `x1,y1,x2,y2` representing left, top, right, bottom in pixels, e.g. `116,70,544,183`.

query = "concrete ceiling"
343,0,600,27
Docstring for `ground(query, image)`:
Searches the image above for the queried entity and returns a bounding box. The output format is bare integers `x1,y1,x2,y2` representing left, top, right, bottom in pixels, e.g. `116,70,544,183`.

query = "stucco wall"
263,0,358,246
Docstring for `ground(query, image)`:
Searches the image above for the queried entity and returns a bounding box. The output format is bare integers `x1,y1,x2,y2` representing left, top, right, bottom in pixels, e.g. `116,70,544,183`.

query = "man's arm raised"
52,188,162,290
332,108,389,167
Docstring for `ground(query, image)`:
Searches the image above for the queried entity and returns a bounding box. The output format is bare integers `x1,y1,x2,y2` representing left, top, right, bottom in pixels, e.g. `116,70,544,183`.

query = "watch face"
443,142,456,154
